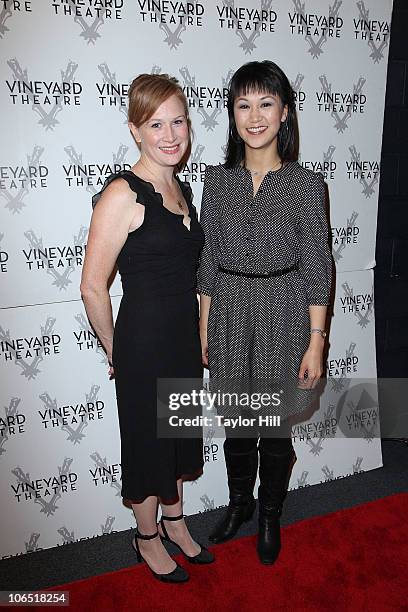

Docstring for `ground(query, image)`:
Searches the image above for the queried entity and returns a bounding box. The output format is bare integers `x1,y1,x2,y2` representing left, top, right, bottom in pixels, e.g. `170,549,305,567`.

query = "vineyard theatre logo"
96,63,128,118
0,147,48,214
100,515,116,534
316,75,366,133
292,408,338,442
346,145,379,198
0,233,8,273
11,458,77,514
89,452,122,495
331,211,360,263
340,281,373,328
290,73,306,112
0,1,32,41
38,385,104,444
1,533,43,560
288,0,343,59
203,427,218,462
63,144,130,196
354,0,390,63
199,493,215,511
25,532,41,553
73,313,107,364
57,516,116,545
339,385,379,442
300,145,337,181
51,0,123,44
327,343,359,378
321,464,335,482
296,471,309,488
6,59,82,130
0,398,25,456
306,437,324,456
353,456,364,474
57,526,75,544
136,1,205,49
179,66,231,131
216,0,278,54
22,228,87,291
5,533,44,559
0,317,61,378
180,144,207,183
89,460,121,488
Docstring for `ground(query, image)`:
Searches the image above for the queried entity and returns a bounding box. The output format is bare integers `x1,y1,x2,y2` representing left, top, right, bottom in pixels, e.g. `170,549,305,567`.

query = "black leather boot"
209,445,258,544
257,443,296,565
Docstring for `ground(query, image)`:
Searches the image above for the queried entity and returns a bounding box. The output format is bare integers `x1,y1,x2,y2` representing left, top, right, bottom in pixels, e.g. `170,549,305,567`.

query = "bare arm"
199,294,211,366
80,179,143,368
298,304,328,384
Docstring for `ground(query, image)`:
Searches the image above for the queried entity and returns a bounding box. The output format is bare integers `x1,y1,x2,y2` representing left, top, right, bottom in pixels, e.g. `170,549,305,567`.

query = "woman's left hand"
298,347,323,389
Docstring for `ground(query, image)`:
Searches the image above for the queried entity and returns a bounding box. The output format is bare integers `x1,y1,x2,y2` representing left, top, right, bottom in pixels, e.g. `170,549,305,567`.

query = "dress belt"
218,263,299,279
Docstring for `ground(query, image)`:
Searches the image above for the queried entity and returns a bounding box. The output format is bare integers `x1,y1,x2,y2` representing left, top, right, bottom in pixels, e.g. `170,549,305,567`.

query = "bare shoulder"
92,176,138,219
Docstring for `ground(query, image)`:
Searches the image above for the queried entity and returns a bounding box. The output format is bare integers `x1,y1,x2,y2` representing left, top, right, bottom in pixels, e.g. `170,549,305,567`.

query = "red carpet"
50,494,408,611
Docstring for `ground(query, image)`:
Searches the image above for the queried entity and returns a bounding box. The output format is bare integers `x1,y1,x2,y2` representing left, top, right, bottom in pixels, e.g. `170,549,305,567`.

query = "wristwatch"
311,328,327,339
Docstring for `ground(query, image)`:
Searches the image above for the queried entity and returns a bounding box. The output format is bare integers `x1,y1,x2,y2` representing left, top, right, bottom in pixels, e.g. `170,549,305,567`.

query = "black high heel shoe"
131,530,189,583
159,514,215,564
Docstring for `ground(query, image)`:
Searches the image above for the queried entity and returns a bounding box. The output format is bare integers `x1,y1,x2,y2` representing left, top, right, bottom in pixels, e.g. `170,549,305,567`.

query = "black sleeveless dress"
93,170,205,502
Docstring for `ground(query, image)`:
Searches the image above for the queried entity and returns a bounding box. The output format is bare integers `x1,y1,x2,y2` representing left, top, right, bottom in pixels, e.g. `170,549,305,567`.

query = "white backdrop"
0,0,392,557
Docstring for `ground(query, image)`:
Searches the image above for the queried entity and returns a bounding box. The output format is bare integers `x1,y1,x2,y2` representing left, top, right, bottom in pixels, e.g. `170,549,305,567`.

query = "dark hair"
225,60,298,168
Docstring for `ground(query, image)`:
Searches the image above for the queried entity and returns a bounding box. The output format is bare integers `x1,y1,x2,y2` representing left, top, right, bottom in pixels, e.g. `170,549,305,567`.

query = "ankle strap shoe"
160,515,214,564
132,529,189,583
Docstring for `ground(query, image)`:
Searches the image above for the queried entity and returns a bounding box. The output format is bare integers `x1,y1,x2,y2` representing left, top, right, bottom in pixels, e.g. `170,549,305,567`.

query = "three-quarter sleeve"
197,166,219,296
298,172,333,305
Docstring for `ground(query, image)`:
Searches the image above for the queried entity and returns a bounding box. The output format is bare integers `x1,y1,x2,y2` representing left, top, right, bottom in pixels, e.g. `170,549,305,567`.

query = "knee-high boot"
209,444,258,544
257,442,296,564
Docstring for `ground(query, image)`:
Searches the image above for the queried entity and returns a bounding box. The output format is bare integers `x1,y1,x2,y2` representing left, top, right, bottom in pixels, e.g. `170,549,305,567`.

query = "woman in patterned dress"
198,61,333,564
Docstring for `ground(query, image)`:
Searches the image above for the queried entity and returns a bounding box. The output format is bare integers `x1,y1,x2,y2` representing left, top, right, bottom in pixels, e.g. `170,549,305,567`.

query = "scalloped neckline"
123,170,192,230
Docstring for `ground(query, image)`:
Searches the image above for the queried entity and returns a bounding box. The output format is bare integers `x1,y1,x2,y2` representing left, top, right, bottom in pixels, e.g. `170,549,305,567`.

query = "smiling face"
129,94,190,169
233,90,288,154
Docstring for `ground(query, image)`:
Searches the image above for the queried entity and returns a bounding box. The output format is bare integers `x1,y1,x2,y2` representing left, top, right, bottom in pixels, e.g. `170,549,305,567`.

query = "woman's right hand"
200,326,209,367
108,356,114,379
199,295,211,369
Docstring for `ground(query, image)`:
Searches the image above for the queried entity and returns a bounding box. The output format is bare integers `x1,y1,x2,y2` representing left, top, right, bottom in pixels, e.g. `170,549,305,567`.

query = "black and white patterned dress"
197,161,333,420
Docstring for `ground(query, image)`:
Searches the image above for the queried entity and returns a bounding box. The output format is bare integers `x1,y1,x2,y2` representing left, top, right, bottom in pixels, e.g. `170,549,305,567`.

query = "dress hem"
122,465,204,506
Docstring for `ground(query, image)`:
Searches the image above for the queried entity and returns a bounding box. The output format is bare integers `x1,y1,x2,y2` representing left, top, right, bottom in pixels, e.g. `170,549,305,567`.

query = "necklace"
137,159,184,212
246,159,282,176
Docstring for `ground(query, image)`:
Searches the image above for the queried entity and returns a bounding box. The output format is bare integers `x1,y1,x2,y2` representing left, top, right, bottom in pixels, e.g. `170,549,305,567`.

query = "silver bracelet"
311,328,327,339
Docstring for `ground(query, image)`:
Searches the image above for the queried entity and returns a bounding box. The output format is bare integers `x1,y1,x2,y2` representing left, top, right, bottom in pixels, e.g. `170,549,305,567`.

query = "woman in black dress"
198,61,332,564
81,73,213,583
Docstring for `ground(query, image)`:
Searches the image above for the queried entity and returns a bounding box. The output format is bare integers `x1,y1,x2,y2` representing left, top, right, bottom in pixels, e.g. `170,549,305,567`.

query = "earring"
231,128,242,144
280,120,288,133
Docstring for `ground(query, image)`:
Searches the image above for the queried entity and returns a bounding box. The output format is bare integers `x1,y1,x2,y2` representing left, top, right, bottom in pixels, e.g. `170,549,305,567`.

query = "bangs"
229,63,283,102
224,60,298,167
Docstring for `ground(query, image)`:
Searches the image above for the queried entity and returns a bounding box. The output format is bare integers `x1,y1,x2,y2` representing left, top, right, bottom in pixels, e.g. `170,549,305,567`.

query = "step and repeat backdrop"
0,0,392,557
